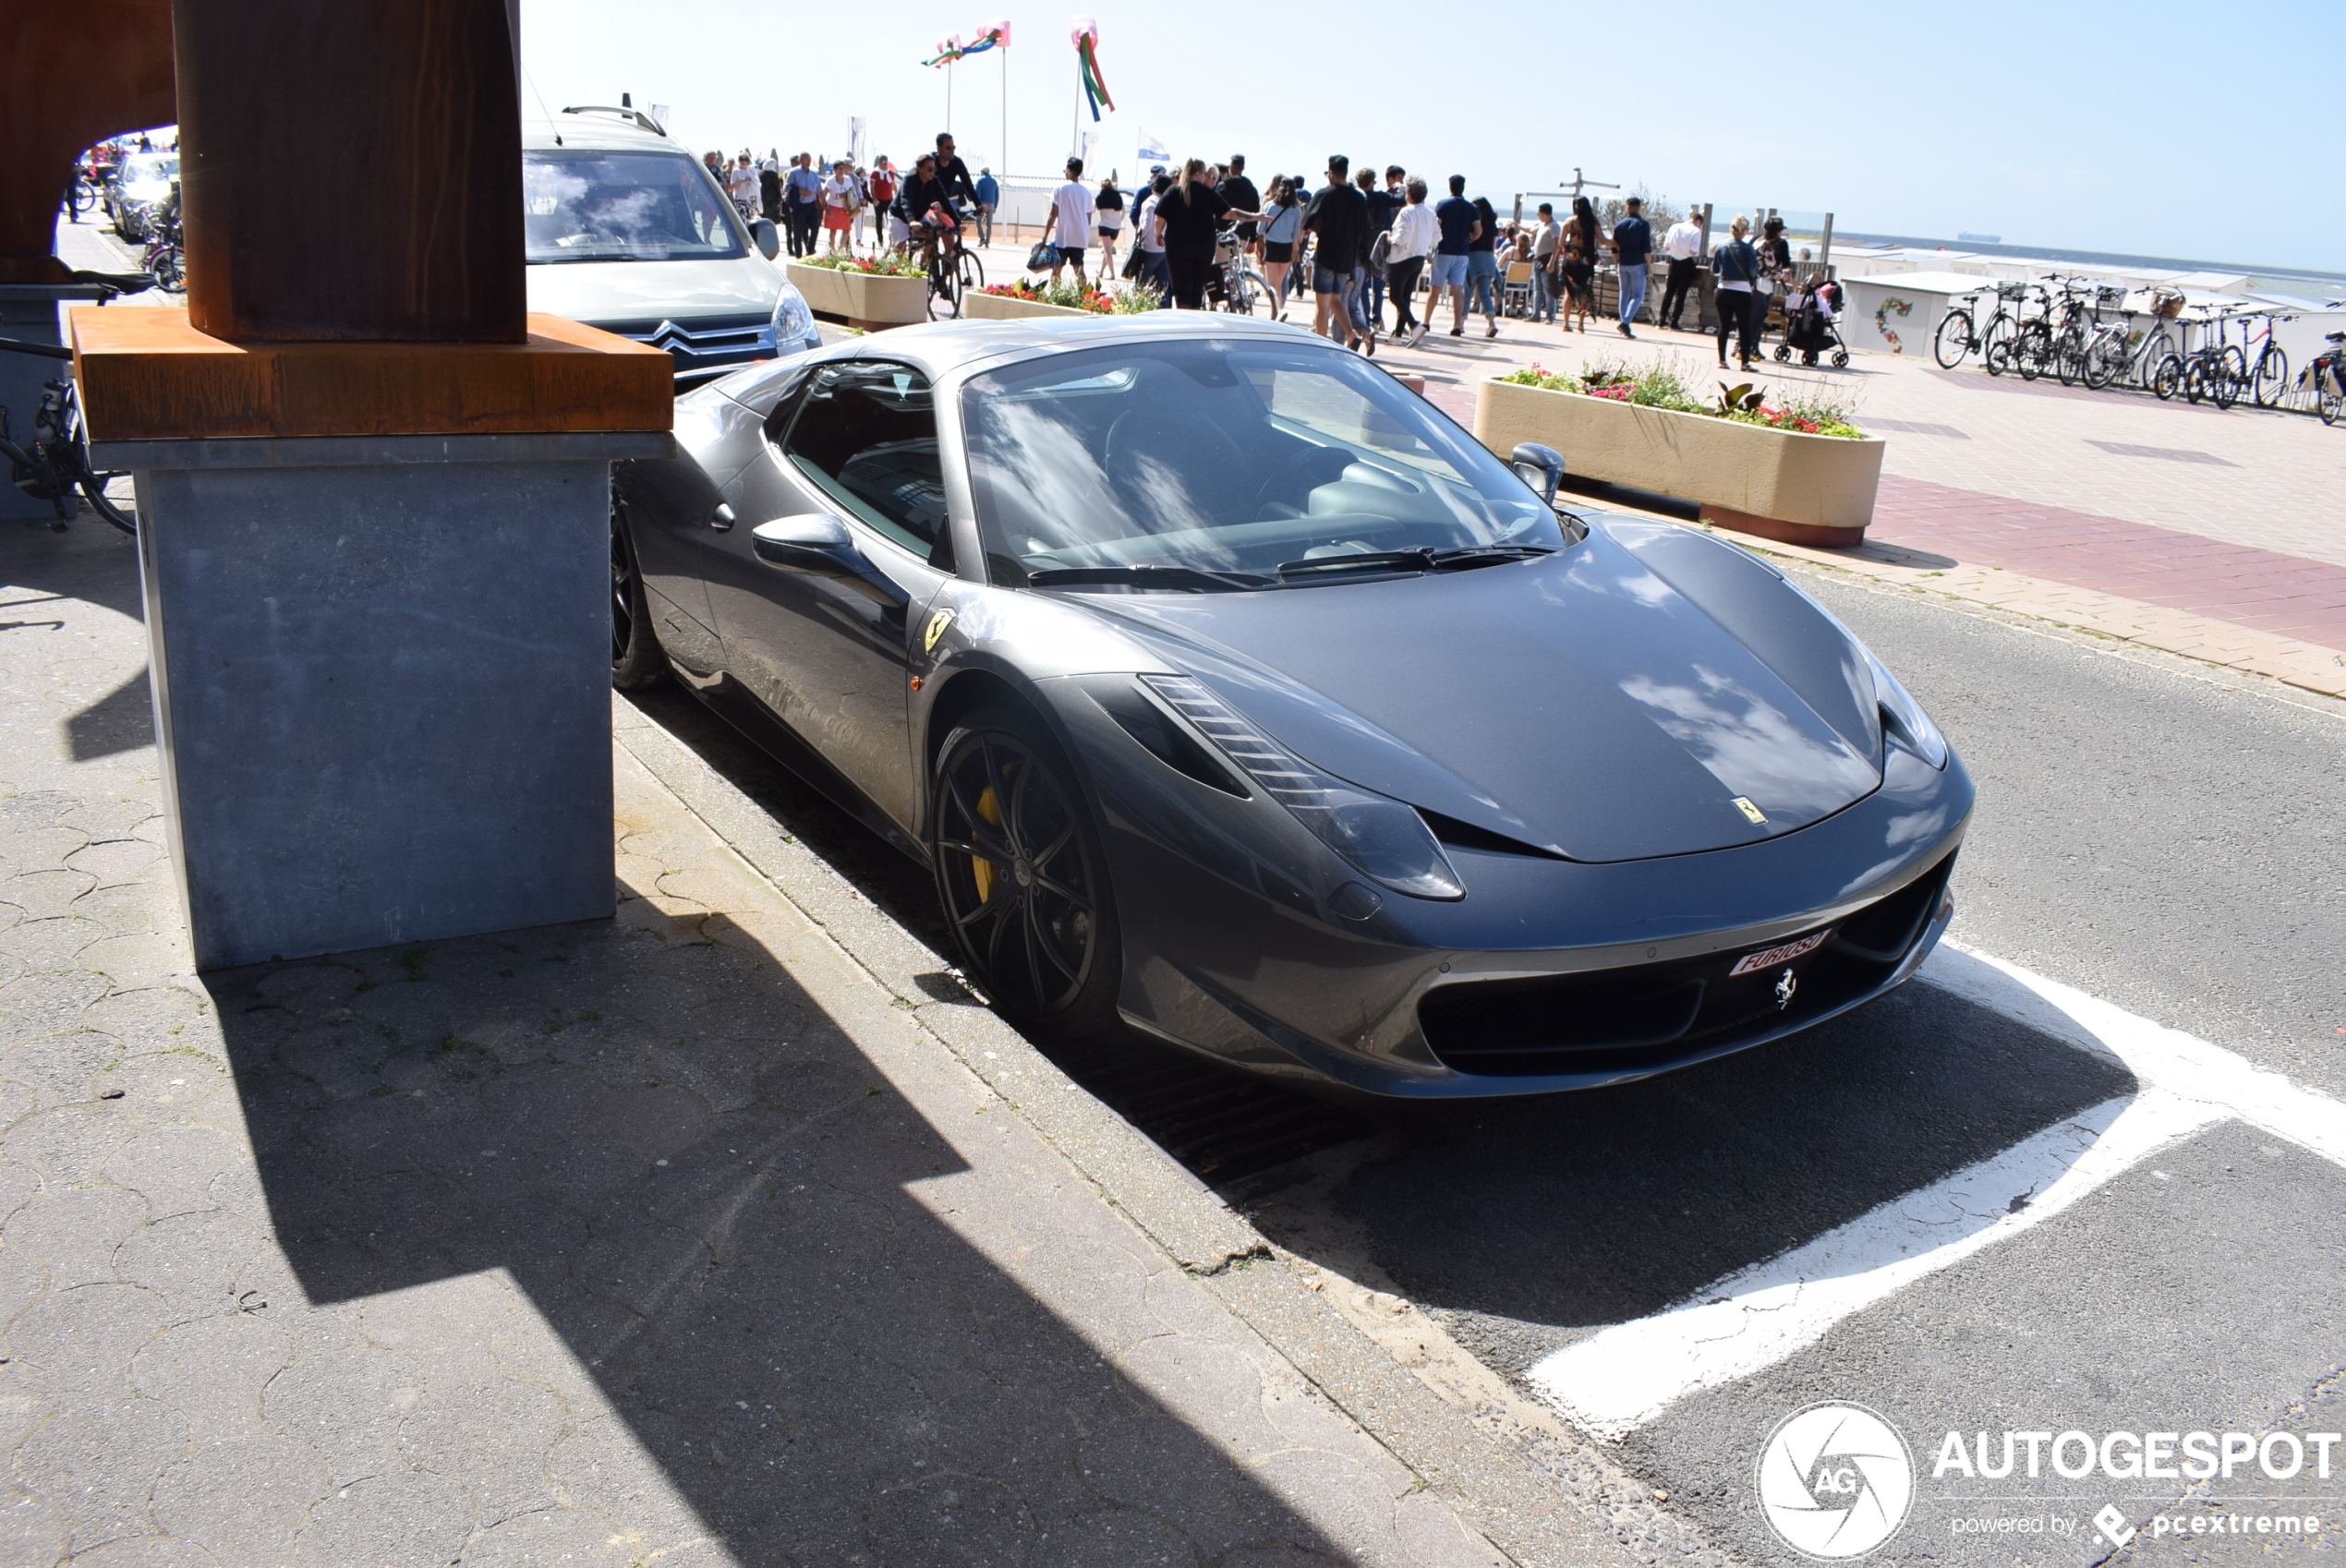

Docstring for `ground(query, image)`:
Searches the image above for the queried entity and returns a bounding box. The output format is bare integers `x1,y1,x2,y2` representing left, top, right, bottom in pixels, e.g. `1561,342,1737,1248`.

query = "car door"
702,359,954,834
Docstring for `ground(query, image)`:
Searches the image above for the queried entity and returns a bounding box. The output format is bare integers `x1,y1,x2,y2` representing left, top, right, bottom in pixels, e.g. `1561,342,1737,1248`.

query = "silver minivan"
524,108,817,389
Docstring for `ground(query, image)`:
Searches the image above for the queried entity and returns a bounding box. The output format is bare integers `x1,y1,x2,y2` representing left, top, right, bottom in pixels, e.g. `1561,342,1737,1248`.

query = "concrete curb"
611,696,1679,1568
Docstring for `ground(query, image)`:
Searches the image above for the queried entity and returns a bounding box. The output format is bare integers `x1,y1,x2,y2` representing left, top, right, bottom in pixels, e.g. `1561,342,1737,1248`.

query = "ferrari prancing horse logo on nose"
1774,968,1798,1009
922,609,954,653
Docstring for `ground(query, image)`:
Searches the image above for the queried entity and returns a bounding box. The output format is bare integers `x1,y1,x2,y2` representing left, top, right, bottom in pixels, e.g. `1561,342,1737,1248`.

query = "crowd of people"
702,136,1834,368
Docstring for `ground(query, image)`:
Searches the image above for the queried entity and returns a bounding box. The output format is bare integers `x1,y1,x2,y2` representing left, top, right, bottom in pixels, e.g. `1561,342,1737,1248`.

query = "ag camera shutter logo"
1757,1403,1915,1558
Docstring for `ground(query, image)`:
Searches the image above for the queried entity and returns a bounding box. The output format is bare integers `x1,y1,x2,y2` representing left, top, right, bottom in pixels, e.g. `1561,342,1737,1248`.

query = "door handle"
710,503,736,531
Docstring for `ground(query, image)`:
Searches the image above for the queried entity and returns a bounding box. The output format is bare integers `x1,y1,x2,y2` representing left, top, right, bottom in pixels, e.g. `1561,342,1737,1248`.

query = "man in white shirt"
1048,156,1095,290
1530,202,1563,324
1659,208,1707,332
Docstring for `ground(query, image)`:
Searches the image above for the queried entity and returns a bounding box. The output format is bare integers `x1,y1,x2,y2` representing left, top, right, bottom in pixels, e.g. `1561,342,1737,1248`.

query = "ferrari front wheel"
931,703,1121,1041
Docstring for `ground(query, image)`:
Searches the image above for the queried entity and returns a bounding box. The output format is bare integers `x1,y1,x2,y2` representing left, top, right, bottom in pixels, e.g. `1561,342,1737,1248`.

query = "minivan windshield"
961,339,1560,585
524,148,746,263
120,154,178,192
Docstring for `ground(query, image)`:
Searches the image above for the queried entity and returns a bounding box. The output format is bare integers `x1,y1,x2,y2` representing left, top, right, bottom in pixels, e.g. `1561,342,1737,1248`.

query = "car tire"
930,700,1122,1043
610,493,666,691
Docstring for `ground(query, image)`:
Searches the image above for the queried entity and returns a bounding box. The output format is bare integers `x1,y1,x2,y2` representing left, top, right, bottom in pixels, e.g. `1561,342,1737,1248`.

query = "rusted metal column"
172,0,526,342
0,0,175,283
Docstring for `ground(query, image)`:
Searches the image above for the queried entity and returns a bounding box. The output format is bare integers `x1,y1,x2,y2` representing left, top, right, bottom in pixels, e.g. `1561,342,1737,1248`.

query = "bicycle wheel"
2151,354,2184,401
2252,347,2289,409
2321,382,2343,427
1984,339,2011,377
2183,357,2209,404
1222,267,1266,316
1932,309,1975,368
2082,335,2122,391
151,246,185,294
2209,360,2241,410
2013,322,2051,381
955,250,984,311
2055,332,2085,387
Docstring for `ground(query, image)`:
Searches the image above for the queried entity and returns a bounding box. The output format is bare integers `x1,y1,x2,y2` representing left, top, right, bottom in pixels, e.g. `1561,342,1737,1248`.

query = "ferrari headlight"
771,285,815,347
1143,675,1465,900
1864,648,1947,768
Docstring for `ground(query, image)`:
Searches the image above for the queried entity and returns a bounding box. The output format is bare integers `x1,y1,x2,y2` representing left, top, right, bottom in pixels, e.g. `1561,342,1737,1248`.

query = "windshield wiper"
1428,545,1555,568
1274,545,1555,580
1274,549,1437,579
1027,564,1272,592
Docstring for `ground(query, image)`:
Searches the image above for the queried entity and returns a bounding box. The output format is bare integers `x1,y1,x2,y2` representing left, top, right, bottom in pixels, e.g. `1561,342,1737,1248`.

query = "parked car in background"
104,151,177,242
606,315,1972,1097
524,108,818,390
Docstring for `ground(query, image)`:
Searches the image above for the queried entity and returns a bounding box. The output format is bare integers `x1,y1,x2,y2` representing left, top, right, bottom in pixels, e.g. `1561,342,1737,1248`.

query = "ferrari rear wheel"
611,490,666,691
932,703,1121,1040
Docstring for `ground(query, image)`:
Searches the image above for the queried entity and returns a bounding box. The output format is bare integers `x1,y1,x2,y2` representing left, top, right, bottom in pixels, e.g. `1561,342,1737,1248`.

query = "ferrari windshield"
523,148,747,262
961,339,1560,585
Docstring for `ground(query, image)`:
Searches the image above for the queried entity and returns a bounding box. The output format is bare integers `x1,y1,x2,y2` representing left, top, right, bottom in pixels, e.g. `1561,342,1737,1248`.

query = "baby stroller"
1775,276,1849,368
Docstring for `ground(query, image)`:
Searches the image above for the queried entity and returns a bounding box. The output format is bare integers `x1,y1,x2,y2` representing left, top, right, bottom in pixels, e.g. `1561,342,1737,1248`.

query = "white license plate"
1727,929,1831,977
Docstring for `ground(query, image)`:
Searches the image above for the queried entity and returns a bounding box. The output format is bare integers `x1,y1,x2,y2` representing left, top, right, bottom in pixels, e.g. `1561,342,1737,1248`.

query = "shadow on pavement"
205,899,1360,1564
1232,978,2134,1379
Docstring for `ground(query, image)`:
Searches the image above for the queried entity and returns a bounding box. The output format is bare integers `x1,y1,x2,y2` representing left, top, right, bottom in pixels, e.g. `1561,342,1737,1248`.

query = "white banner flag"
848,117,867,165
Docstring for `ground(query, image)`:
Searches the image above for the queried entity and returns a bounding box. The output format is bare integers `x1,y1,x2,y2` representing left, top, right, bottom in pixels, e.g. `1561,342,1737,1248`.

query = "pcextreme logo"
1758,1403,1916,1559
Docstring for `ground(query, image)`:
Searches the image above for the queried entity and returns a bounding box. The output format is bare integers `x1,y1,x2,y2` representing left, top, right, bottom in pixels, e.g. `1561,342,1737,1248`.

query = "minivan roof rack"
560,104,666,137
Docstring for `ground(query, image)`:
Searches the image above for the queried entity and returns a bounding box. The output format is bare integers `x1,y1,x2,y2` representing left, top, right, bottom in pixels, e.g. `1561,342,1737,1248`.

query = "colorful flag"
1070,17,1115,122
925,19,1009,66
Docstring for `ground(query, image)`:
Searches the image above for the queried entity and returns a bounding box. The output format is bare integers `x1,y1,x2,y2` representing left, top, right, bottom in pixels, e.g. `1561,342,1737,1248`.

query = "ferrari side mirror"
751,514,908,609
1510,442,1564,505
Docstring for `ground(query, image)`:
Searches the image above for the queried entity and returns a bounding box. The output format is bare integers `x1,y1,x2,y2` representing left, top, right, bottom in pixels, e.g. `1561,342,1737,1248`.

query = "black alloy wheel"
610,488,665,690
931,704,1120,1039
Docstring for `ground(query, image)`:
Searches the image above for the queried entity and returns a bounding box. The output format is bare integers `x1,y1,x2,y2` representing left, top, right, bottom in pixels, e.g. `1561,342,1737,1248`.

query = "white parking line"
1526,942,2346,1442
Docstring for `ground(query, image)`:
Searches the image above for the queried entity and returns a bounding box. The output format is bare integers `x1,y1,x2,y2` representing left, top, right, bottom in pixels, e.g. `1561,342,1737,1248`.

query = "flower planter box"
1472,376,1885,548
783,261,929,330
964,292,1094,321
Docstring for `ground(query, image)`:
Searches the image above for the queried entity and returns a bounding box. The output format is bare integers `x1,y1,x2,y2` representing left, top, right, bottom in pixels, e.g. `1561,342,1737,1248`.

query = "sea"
1836,231,2346,305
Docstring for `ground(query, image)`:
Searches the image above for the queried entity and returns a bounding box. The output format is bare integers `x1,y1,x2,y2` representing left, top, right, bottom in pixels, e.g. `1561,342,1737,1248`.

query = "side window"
780,363,950,563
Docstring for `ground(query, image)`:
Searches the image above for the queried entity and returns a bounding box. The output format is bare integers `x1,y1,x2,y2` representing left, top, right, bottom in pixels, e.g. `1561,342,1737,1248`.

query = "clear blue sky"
520,0,2340,271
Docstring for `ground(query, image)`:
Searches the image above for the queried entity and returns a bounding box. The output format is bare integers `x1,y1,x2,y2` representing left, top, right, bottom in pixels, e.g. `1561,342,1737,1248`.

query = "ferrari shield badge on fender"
1732,796,1768,825
922,609,955,654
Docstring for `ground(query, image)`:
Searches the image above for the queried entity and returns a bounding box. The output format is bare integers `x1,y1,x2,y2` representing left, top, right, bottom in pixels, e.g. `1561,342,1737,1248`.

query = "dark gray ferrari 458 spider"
609,313,1972,1097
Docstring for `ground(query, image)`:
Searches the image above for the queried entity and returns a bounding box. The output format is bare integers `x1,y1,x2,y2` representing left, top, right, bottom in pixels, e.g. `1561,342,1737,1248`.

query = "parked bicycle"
2234,311,2293,409
2079,288,2183,392
141,187,185,295
1932,280,2029,370
0,271,150,533
2306,331,2346,427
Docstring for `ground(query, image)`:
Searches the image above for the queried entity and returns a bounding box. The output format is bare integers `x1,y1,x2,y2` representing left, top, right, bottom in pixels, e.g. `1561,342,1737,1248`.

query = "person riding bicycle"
892,152,966,271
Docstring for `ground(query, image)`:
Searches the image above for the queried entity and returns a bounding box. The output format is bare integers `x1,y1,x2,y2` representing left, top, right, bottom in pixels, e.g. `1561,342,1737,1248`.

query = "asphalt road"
1232,568,2346,1566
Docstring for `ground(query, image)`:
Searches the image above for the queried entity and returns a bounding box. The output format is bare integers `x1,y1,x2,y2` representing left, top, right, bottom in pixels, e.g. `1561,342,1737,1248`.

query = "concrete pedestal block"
0,283,110,521
98,429,671,969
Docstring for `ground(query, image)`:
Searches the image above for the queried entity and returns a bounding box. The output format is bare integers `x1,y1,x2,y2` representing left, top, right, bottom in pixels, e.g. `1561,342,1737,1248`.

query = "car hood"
525,255,785,326
1072,523,1883,863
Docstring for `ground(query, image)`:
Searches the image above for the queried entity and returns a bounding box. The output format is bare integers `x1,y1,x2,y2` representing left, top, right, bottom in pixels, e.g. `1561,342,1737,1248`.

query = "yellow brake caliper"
970,784,1003,902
